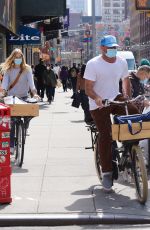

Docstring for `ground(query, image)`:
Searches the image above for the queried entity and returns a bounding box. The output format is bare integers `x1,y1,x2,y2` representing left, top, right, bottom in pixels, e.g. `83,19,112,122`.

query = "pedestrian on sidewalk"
44,64,57,103
76,64,93,124
60,66,69,92
34,58,46,101
0,48,39,153
129,65,150,99
69,63,79,99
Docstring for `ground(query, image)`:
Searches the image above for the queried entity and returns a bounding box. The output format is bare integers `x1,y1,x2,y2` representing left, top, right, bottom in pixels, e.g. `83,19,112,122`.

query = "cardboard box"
112,121,150,141
9,104,39,117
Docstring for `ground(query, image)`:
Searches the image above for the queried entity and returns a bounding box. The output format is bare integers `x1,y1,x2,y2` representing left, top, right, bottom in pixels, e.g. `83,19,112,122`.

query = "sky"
88,0,92,16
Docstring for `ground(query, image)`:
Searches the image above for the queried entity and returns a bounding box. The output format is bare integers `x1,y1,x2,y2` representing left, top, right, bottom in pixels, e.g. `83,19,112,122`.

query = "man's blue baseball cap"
100,35,119,47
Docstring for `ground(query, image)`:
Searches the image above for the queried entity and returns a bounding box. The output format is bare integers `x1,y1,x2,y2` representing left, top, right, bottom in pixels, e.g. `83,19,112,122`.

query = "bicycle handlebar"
102,99,129,107
102,95,145,107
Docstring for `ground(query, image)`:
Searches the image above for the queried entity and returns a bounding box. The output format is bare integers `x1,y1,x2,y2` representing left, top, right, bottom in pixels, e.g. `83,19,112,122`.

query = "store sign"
135,0,150,10
7,26,41,45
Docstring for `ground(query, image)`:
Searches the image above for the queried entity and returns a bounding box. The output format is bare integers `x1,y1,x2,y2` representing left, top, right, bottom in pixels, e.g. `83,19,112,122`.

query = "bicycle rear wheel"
94,137,102,182
131,145,148,204
15,120,25,167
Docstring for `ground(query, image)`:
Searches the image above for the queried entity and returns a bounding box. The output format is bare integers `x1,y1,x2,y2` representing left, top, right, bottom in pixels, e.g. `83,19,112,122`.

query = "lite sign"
7,26,41,45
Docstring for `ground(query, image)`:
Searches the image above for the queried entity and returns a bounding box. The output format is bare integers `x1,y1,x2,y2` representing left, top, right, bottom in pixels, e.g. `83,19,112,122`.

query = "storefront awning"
16,0,66,24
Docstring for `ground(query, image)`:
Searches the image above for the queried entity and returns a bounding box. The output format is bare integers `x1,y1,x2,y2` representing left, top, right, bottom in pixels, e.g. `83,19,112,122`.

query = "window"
104,9,111,14
113,3,120,7
104,3,110,7
113,9,120,14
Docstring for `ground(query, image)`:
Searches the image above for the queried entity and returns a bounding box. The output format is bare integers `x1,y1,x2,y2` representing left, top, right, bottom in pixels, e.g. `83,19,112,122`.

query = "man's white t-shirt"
84,55,129,110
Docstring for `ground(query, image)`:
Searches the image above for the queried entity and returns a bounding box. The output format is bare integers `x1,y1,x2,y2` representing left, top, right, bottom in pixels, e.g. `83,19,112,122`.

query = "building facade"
0,0,16,63
67,0,88,15
129,0,150,63
95,0,102,16
101,0,126,24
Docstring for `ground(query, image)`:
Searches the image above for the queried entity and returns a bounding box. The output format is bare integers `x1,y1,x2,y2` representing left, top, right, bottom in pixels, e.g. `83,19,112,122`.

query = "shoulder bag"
8,69,23,91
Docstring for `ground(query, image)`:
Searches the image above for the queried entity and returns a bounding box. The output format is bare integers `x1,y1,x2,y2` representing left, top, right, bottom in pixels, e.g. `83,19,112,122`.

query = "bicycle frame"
11,116,33,167
85,124,98,151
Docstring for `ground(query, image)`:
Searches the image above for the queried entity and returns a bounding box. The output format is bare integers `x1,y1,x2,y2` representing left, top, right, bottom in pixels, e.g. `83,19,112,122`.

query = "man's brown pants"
90,95,139,172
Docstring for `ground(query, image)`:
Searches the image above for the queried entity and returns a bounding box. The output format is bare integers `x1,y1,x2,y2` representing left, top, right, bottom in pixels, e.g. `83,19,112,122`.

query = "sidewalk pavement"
0,87,150,224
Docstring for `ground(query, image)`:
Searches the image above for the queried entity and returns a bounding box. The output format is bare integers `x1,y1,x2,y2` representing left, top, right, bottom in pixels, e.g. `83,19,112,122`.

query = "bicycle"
86,100,149,204
11,116,33,167
10,97,39,167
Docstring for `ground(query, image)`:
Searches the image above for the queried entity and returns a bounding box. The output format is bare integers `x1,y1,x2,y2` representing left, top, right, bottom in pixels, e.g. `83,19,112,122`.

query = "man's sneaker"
102,172,113,192
10,147,14,155
26,129,30,136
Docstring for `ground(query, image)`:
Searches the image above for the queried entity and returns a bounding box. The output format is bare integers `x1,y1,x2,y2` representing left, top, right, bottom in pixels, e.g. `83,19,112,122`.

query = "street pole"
92,0,96,58
80,48,83,65
87,40,89,62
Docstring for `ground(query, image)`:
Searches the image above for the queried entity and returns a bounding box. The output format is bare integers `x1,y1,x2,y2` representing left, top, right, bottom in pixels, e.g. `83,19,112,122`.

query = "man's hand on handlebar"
33,94,41,102
95,96,103,108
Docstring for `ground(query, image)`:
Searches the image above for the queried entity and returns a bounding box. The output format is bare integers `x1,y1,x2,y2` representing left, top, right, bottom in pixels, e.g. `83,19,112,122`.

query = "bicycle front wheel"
94,137,102,182
131,145,148,204
15,120,25,167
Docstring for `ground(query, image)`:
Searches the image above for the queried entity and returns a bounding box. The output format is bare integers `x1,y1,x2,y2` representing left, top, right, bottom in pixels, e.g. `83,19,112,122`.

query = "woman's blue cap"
100,35,119,47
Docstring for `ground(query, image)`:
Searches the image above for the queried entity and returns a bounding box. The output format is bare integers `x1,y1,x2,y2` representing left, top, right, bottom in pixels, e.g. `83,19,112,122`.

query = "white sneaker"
102,172,113,192
26,129,30,136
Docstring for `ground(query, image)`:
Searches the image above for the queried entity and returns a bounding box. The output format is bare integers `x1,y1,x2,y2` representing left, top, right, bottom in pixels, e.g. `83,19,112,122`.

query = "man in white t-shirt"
84,35,139,192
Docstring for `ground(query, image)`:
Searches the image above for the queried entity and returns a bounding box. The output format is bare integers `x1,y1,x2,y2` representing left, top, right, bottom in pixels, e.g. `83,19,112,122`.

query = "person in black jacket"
34,59,46,101
129,65,150,98
44,64,57,104
69,63,79,98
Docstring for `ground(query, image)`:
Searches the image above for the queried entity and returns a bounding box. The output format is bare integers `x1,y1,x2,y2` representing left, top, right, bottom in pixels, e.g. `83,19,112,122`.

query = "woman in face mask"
0,48,39,100
0,48,40,154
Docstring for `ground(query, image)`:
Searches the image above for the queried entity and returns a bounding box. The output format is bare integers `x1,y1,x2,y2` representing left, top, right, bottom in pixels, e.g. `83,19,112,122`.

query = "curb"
0,213,150,227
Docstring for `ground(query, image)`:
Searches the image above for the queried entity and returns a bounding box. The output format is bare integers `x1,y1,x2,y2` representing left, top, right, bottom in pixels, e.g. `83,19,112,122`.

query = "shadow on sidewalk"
70,120,84,123
11,166,28,174
39,103,50,110
64,184,150,214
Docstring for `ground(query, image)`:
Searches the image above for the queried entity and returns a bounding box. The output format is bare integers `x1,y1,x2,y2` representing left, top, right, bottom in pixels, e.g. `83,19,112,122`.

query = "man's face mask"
105,48,117,58
140,79,149,85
